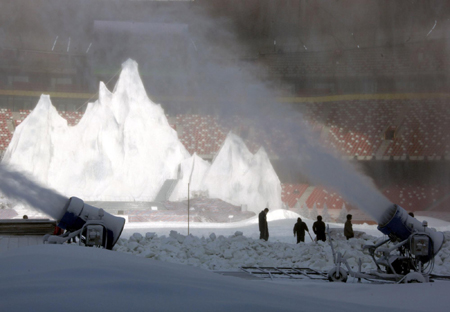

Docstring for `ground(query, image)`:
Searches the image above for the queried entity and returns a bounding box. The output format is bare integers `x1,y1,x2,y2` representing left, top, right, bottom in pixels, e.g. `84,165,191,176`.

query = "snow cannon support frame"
327,204,445,284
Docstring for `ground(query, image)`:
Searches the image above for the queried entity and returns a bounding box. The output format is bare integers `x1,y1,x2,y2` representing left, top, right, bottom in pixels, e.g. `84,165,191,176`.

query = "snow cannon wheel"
403,272,426,284
327,267,348,283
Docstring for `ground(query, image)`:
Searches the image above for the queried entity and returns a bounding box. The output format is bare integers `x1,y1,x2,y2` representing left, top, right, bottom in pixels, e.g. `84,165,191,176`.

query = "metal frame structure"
326,225,443,284
240,266,327,281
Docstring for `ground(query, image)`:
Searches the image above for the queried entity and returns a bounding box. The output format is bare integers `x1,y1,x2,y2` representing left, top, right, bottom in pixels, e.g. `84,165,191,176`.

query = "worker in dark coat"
293,217,309,243
312,215,326,242
344,214,354,240
259,208,269,241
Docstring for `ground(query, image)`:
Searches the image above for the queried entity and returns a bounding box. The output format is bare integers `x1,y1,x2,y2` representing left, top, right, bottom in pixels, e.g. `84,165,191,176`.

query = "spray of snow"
300,145,392,223
0,164,67,219
262,111,392,223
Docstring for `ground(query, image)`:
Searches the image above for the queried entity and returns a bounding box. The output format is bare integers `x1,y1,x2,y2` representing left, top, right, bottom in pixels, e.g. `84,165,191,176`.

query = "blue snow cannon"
45,197,125,250
378,204,444,263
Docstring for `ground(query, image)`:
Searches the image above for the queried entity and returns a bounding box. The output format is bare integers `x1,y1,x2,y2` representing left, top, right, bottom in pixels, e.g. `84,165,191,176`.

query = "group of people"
258,208,355,243
293,215,328,242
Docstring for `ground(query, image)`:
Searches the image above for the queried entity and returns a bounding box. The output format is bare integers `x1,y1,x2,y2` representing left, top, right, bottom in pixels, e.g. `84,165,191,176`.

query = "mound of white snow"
3,60,190,201
200,132,282,214
169,153,211,201
266,209,301,221
115,229,450,274
2,95,68,185
2,60,282,215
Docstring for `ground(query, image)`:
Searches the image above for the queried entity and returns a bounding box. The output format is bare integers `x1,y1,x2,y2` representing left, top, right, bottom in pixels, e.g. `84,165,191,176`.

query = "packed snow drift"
4,243,450,312
116,211,450,275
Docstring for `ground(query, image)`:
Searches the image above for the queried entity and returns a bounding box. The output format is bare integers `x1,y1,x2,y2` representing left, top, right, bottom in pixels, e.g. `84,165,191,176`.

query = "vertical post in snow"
187,156,195,236
188,182,190,235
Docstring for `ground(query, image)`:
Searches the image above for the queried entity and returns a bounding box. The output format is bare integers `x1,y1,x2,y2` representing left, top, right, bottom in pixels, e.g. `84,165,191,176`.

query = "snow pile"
113,229,450,274
200,133,282,213
170,133,282,213
7,202,47,219
169,153,211,201
3,60,189,201
2,60,281,214
266,209,300,221
2,96,67,185
0,208,17,219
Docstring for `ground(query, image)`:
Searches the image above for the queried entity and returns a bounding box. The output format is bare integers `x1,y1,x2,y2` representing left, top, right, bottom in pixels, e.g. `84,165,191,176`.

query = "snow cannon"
44,197,125,250
327,204,444,283
378,204,444,263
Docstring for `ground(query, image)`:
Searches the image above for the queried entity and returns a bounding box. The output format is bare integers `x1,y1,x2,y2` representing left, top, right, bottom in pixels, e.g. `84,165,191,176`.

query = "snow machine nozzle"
378,204,444,261
45,197,125,250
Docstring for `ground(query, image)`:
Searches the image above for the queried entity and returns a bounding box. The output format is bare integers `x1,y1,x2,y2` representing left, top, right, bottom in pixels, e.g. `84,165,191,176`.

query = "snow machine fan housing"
45,197,125,250
378,204,444,263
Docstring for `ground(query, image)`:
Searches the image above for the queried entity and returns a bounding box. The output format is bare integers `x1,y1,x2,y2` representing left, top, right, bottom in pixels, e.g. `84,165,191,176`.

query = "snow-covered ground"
117,210,450,274
1,210,450,311
2,244,450,312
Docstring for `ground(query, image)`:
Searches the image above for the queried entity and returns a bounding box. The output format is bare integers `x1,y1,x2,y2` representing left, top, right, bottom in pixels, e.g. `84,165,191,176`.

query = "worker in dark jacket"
293,217,309,243
344,214,354,240
312,215,326,242
259,208,269,241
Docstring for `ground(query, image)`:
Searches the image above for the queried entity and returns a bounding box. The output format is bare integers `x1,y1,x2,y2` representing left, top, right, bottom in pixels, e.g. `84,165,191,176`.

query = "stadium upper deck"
2,95,450,160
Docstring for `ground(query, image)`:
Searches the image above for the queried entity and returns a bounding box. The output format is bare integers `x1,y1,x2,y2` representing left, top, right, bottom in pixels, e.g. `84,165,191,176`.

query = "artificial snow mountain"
2,59,281,214
169,153,211,201
200,132,282,213
3,59,190,201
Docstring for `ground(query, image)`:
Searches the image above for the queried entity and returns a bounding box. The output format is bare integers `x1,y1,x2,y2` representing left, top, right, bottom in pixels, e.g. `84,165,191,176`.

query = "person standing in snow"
259,208,269,241
312,215,326,242
293,217,309,243
344,214,354,240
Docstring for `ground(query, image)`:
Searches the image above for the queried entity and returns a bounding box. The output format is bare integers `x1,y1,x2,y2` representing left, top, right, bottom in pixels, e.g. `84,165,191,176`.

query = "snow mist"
262,108,392,224
299,142,392,223
0,164,68,220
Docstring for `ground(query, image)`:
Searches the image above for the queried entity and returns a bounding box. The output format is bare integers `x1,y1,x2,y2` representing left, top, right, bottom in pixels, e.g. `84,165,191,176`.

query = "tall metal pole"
187,157,195,236
188,182,190,235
